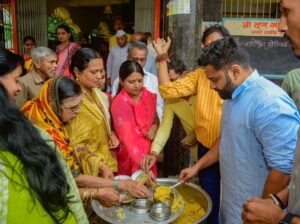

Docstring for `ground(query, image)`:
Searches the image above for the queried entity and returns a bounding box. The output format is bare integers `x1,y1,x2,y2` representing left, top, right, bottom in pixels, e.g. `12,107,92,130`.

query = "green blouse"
0,128,88,224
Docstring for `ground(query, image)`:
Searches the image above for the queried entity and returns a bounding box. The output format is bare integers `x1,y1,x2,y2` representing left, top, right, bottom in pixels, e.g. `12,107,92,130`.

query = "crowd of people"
0,0,300,223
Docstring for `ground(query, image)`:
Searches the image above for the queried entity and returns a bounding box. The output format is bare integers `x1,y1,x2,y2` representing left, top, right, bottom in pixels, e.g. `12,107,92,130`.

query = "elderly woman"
22,76,149,207
0,48,87,223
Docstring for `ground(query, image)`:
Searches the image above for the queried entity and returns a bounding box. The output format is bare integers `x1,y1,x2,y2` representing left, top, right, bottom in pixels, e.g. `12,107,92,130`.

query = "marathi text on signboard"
223,18,283,37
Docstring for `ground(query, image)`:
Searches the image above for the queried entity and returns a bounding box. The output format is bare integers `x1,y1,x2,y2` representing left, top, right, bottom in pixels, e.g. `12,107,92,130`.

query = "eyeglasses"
61,102,81,113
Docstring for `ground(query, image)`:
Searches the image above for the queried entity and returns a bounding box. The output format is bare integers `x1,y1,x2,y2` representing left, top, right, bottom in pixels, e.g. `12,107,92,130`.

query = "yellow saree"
65,87,117,176
22,77,81,176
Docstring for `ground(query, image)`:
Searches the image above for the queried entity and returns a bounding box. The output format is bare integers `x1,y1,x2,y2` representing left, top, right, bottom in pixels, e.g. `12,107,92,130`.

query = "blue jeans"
198,142,220,224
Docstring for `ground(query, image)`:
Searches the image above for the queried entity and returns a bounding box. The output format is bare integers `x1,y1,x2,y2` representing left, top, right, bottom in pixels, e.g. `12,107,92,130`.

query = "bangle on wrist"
90,188,98,201
150,152,158,158
82,187,90,203
269,193,285,209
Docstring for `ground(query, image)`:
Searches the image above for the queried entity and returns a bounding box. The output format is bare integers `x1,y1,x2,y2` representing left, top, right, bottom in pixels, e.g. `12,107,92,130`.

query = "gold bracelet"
82,188,90,203
90,188,98,201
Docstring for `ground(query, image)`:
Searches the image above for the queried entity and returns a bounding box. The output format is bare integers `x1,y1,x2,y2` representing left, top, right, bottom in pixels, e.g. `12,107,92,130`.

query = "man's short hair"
202,24,231,44
31,47,57,62
168,56,186,74
128,41,148,55
198,37,250,70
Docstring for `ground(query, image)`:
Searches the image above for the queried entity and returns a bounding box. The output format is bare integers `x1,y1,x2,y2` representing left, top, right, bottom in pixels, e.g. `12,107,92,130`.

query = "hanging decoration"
48,7,81,41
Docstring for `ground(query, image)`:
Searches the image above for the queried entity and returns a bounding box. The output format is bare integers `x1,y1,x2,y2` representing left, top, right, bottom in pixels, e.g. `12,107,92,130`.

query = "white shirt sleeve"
111,77,120,97
156,91,164,122
143,71,164,122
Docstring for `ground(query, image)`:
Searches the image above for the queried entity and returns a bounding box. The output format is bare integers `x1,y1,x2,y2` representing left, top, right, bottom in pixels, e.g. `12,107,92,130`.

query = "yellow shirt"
109,33,132,50
151,95,198,160
159,68,223,149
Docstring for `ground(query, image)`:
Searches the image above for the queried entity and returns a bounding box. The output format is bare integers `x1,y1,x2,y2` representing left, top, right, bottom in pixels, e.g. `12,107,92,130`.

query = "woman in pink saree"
111,60,159,176
56,24,80,78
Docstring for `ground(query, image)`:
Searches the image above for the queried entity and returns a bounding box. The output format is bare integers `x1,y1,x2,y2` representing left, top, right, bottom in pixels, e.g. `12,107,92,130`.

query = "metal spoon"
169,181,183,190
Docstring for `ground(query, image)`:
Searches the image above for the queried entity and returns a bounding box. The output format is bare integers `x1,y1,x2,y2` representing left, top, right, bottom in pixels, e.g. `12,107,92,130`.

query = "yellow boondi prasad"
153,186,172,202
171,195,183,213
172,186,205,224
116,207,125,222
137,173,148,184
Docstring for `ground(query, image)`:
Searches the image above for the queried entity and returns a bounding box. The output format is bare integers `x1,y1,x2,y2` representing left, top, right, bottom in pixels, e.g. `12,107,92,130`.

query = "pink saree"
111,88,157,176
56,42,80,78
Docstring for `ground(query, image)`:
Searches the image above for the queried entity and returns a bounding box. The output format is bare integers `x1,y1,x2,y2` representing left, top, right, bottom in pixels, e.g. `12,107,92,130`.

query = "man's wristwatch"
279,213,299,224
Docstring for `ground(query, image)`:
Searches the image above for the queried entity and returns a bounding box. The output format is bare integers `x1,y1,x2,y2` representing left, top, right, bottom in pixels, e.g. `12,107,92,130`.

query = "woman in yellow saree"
67,48,119,176
22,76,149,207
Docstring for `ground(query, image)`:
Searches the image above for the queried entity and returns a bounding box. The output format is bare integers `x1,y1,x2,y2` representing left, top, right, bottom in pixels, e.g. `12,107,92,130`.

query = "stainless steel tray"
91,179,184,224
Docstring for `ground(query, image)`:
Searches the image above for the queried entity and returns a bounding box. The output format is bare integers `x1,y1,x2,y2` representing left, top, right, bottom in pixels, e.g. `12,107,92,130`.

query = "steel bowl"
150,202,171,221
131,169,149,184
114,175,134,203
130,199,152,214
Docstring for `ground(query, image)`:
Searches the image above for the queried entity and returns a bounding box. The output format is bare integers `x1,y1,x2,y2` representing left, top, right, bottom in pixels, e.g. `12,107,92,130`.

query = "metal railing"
223,0,279,18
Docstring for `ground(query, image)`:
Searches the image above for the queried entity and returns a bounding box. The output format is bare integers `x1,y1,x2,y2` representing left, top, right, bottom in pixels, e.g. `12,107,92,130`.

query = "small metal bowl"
114,175,134,204
150,203,171,221
130,199,152,214
131,169,149,184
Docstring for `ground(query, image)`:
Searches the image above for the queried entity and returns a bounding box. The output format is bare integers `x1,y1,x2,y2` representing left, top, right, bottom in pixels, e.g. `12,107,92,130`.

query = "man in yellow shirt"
151,25,231,224
109,19,131,50
140,57,197,164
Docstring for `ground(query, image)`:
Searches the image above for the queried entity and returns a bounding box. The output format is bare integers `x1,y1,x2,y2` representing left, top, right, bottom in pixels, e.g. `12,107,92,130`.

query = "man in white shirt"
106,30,129,87
111,41,164,121
131,32,157,75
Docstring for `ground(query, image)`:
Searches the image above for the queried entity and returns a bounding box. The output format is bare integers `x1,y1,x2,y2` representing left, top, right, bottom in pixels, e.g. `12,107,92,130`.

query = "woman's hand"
145,170,157,188
153,37,171,55
95,188,120,207
179,165,199,183
145,124,158,140
119,180,150,198
140,154,157,172
99,163,114,180
109,132,120,149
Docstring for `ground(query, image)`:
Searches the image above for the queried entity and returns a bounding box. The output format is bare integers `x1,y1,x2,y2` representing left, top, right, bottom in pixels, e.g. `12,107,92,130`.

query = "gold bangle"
82,188,90,203
90,188,98,201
